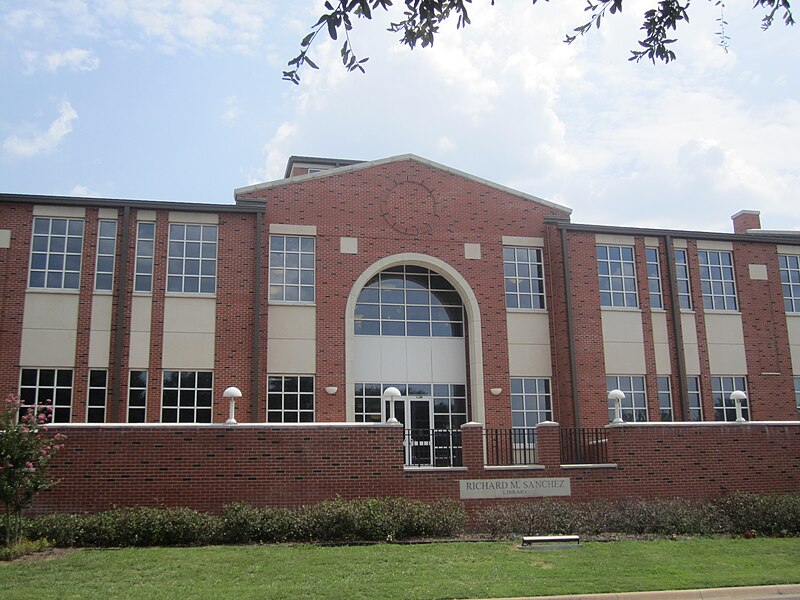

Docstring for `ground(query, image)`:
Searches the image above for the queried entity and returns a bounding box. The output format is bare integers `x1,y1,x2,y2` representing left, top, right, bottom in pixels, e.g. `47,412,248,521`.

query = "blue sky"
1,1,798,232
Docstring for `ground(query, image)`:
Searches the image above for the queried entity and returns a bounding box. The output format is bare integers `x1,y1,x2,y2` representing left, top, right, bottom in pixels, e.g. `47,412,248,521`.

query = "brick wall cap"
43,422,400,430
462,422,484,428
604,421,800,428
536,421,560,427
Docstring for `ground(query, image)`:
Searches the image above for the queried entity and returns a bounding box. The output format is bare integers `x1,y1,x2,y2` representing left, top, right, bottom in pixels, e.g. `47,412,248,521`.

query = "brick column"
460,423,484,472
535,421,561,467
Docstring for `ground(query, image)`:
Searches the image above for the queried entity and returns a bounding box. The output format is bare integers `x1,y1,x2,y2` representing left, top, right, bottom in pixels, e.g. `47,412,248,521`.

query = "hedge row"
475,493,800,537
14,497,467,547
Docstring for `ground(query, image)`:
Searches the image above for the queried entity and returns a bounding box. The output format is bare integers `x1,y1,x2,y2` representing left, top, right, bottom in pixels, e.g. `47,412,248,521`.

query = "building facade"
2,155,800,474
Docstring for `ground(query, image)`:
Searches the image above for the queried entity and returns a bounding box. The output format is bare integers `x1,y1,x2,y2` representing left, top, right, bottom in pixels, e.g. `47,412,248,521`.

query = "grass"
0,538,799,599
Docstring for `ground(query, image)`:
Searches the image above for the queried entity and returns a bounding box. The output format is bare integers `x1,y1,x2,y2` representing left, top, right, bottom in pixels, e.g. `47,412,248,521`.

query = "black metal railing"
560,427,609,464
485,428,538,466
403,428,463,467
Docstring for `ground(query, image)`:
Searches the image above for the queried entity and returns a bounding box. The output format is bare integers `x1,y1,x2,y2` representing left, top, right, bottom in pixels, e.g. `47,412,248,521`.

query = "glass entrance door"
385,396,433,466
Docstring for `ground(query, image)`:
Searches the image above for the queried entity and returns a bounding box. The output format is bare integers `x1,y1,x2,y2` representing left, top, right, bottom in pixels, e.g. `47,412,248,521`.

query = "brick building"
1,154,800,512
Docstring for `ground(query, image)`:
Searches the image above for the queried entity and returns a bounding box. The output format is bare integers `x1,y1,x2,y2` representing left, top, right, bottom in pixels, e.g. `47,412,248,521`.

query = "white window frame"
503,246,546,310
134,222,155,293
687,376,703,421
87,369,107,423
267,375,315,423
607,375,648,422
166,224,217,294
128,370,148,423
161,370,213,423
19,367,73,423
510,377,553,429
698,250,738,311
597,245,638,308
779,255,800,313
94,220,117,292
268,234,315,303
645,247,663,309
29,217,84,290
712,376,748,422
657,376,673,422
674,248,692,310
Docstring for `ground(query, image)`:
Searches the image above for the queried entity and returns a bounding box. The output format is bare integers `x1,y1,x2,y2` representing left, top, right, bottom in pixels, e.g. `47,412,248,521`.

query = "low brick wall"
30,421,800,515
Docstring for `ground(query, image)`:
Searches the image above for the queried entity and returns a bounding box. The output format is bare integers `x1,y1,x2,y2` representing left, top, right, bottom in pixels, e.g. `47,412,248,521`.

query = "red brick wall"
31,421,800,515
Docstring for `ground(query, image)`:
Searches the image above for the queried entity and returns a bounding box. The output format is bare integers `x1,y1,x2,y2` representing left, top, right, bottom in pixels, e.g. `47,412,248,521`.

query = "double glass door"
384,396,462,467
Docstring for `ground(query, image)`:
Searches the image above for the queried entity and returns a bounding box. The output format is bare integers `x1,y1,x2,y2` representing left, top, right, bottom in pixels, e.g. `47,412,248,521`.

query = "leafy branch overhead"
284,0,794,84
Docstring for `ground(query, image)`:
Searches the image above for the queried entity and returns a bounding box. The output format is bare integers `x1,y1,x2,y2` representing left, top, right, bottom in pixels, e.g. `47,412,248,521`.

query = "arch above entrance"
345,253,485,424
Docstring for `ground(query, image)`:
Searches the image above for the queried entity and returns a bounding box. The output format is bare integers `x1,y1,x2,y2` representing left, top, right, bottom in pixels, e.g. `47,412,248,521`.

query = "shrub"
0,537,53,561
715,492,800,536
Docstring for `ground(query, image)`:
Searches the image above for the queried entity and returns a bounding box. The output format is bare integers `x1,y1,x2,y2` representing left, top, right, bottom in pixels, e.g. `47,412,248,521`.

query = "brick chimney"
731,210,761,234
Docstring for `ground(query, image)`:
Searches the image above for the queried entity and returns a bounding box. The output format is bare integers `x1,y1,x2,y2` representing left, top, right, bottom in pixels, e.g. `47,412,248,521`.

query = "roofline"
547,218,800,244
282,155,364,179
0,193,264,214
236,153,573,216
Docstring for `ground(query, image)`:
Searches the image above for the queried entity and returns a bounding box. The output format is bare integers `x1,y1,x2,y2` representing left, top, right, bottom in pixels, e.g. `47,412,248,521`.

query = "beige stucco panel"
163,297,216,333
696,239,733,251
786,316,800,373
708,344,748,374
162,332,215,369
603,342,647,374
704,312,745,346
680,312,698,344
23,292,79,330
129,331,150,369
508,343,553,377
168,211,218,224
91,294,113,331
684,343,701,375
131,296,152,332
654,343,672,374
0,230,10,248
267,338,316,373
352,336,466,383
20,329,76,366
601,310,644,344
267,305,315,340
506,312,550,345
502,236,543,247
33,205,85,218
595,233,636,246
88,329,111,368
650,312,671,374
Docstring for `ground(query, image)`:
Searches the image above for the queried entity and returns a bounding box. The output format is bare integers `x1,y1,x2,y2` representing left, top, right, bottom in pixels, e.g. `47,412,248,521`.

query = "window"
134,222,155,292
510,378,553,429
267,375,314,423
354,266,463,337
161,370,213,423
657,376,673,421
597,245,638,308
712,376,748,421
646,247,663,309
19,368,72,423
94,220,117,291
503,247,545,309
167,224,217,294
29,217,84,290
779,255,800,313
698,250,737,311
128,370,148,423
269,235,315,302
795,377,800,418
687,376,703,421
87,369,107,422
674,248,692,310
353,383,467,429
607,375,648,422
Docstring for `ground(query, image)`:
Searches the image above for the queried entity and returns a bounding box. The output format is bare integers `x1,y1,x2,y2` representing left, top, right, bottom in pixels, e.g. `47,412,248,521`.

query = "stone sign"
459,477,571,499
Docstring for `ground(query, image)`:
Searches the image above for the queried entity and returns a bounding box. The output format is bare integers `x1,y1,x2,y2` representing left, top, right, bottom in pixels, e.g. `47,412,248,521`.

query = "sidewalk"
491,584,800,600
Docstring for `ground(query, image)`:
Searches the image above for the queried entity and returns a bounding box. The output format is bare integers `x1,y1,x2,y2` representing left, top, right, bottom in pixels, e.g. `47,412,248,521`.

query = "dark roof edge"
0,193,264,214
283,155,365,179
547,218,800,244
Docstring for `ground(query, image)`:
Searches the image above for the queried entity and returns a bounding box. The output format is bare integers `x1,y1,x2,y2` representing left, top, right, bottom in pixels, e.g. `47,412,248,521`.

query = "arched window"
354,266,463,337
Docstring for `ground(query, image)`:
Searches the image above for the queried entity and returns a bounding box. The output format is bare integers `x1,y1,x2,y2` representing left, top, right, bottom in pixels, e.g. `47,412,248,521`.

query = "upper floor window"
354,266,463,337
657,376,673,421
698,250,737,311
674,249,692,310
510,378,553,429
607,375,648,422
645,247,663,309
134,222,155,293
19,367,73,423
94,220,117,291
687,376,703,421
597,245,638,308
29,217,84,290
779,255,800,313
269,235,315,302
712,376,748,421
167,224,217,294
503,246,545,310
161,370,213,423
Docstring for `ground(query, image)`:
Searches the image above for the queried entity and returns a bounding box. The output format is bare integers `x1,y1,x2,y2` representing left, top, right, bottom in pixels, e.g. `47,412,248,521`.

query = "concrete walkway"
488,584,800,600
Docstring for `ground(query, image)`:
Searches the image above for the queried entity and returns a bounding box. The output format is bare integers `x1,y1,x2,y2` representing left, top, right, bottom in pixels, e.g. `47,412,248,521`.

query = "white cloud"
222,96,240,123
22,48,100,73
3,101,79,158
253,122,297,183
69,184,102,197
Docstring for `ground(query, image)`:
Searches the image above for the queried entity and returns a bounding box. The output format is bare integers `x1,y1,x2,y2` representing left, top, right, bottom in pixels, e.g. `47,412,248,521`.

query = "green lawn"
1,538,799,599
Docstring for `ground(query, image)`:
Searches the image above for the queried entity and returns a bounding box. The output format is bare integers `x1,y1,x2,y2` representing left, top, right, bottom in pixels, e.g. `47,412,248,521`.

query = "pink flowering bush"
0,394,65,546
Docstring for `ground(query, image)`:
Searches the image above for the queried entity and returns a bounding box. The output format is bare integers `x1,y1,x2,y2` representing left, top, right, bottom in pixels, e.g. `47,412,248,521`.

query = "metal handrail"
560,427,609,464
485,428,538,466
403,428,463,467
